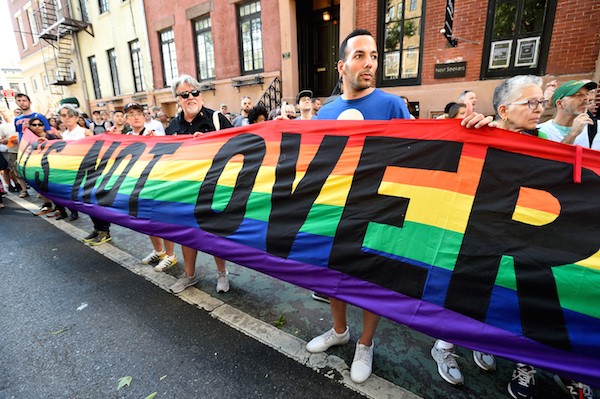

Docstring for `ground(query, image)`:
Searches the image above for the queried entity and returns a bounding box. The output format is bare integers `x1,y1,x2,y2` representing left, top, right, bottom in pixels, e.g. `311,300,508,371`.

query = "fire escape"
35,0,93,96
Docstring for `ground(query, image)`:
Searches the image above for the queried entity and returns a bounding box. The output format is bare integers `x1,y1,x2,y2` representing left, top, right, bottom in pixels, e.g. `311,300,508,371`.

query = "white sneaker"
216,270,229,292
142,250,165,265
155,254,177,272
350,341,374,384
306,326,350,353
473,350,496,371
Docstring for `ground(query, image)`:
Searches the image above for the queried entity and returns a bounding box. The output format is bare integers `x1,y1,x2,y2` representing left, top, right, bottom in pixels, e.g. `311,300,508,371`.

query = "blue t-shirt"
15,113,51,139
295,115,317,120
317,89,410,121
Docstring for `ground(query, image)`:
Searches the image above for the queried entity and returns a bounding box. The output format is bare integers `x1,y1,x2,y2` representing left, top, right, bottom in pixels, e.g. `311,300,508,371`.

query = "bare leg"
164,240,175,256
359,310,380,346
214,256,226,272
330,297,348,334
149,236,164,252
181,245,197,277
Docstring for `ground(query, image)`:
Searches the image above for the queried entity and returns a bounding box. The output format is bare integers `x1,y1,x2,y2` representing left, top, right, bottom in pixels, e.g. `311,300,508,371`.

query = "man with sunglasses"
538,80,598,148
166,75,232,135
165,74,233,295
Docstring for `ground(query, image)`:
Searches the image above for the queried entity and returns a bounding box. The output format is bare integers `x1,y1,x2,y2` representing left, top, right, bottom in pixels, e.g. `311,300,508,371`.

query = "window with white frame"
237,0,263,75
194,15,215,81
16,14,28,51
26,8,39,45
159,29,178,87
129,39,146,92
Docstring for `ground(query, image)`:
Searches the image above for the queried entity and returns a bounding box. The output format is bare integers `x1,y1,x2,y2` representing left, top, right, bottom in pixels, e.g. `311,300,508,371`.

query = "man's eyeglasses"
506,99,549,109
177,90,201,99
29,123,44,127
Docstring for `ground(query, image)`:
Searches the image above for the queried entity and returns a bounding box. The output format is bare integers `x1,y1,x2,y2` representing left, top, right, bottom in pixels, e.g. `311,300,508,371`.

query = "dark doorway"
297,2,340,98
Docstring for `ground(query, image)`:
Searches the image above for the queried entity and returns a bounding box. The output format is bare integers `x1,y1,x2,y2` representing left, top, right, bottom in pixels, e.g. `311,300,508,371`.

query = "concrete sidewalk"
8,192,593,399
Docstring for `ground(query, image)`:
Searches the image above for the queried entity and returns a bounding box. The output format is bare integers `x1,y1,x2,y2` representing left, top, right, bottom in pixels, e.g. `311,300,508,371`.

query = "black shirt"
166,107,233,135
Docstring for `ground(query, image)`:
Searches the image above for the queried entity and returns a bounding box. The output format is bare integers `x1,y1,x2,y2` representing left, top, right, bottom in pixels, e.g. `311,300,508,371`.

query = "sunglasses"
177,90,201,99
29,123,44,127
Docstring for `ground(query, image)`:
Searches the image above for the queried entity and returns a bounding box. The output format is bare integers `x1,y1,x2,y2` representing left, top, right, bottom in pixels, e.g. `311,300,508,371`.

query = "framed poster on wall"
515,37,540,67
489,40,512,69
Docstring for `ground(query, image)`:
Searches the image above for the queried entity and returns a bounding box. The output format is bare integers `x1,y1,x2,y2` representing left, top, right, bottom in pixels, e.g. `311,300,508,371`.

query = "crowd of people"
0,28,598,399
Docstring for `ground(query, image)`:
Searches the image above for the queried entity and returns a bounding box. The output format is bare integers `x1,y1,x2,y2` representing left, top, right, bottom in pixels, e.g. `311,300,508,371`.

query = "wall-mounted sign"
489,40,512,69
434,61,467,79
515,37,540,67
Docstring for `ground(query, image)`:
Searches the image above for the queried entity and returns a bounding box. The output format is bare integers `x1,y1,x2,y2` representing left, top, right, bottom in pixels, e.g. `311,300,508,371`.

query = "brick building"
8,0,600,118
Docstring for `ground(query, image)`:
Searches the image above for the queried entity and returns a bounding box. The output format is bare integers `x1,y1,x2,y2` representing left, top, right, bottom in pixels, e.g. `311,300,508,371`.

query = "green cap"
553,80,597,107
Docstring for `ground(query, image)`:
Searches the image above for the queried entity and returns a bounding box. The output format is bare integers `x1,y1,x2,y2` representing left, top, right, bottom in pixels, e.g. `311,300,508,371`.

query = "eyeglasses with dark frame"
177,90,201,99
505,99,549,110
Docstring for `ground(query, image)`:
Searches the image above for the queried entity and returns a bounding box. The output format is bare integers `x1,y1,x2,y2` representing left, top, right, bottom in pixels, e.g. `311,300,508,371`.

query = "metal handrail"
257,77,281,114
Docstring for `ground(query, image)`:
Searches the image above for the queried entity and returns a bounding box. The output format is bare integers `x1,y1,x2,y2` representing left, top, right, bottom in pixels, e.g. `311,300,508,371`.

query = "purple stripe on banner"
42,192,600,387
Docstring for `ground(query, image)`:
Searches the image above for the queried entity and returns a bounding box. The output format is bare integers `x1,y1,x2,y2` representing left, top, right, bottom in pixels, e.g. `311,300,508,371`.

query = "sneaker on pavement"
155,254,177,272
350,341,374,384
34,203,54,216
170,274,198,293
473,350,496,371
311,292,330,304
306,326,350,353
508,363,536,399
431,340,464,385
216,270,229,292
88,231,111,246
554,375,595,399
82,230,99,243
142,250,165,265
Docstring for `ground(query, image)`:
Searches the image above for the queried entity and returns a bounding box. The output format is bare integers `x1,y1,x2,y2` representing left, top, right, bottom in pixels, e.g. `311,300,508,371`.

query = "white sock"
436,340,454,350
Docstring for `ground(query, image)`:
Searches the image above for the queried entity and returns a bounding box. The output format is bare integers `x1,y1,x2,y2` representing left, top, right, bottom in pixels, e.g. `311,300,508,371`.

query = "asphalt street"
0,200,366,399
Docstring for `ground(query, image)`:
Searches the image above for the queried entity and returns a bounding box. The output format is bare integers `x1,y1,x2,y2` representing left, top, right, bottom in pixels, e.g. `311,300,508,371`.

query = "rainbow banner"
18,120,600,385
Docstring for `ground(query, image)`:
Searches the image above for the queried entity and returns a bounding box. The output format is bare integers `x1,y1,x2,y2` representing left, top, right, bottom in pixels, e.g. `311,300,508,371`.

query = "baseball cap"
221,103,227,108
296,89,313,104
553,80,598,106
124,102,144,113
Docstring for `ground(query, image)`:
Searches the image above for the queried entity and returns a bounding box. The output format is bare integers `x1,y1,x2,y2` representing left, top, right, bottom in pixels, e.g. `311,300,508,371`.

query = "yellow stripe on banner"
575,252,600,271
150,159,213,181
216,162,244,186
512,205,558,226
314,175,354,207
378,182,474,234
253,166,276,194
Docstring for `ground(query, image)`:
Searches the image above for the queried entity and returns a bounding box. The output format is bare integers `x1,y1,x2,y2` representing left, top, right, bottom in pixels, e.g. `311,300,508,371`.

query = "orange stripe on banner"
516,187,561,215
382,155,484,197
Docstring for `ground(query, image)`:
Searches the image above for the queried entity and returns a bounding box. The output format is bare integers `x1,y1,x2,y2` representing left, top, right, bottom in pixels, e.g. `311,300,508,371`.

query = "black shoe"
311,292,330,304
82,230,99,243
55,213,68,220
69,212,79,221
8,185,18,192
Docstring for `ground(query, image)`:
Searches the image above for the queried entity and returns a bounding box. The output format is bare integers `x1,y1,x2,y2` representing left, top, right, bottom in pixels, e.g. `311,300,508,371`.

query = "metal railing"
257,77,282,114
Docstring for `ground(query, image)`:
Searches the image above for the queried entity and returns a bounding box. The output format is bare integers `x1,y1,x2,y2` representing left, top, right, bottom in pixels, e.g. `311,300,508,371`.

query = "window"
98,0,109,14
79,0,89,22
42,73,48,88
237,0,263,75
159,29,178,87
194,16,215,81
378,0,424,86
10,83,20,91
88,55,101,99
32,77,38,92
16,15,28,51
107,48,121,96
129,39,146,92
26,8,38,45
481,0,557,78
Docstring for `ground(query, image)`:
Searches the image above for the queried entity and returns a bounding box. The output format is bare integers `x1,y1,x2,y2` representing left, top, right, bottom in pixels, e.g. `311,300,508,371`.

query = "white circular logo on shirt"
337,109,365,120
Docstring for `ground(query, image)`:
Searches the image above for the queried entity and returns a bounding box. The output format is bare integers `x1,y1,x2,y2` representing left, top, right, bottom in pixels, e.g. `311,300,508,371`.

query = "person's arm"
84,128,93,137
41,116,53,135
561,113,593,144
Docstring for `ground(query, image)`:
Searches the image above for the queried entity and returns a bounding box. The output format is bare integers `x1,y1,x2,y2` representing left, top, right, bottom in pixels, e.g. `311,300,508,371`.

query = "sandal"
19,191,29,198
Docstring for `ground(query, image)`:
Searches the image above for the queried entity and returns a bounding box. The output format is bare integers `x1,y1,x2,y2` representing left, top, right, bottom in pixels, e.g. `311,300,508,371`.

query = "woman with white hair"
493,75,548,135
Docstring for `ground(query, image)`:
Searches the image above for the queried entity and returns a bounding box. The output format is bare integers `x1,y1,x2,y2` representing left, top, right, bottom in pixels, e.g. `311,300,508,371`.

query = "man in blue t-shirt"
307,29,410,386
14,93,51,140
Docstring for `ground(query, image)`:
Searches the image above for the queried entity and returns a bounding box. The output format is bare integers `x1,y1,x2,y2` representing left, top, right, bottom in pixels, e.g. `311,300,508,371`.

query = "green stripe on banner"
495,256,517,291
300,203,344,237
554,265,600,319
363,221,462,270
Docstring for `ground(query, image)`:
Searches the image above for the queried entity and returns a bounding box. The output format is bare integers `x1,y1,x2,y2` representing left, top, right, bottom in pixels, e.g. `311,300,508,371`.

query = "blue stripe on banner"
485,285,523,335
289,232,334,267
564,308,600,357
